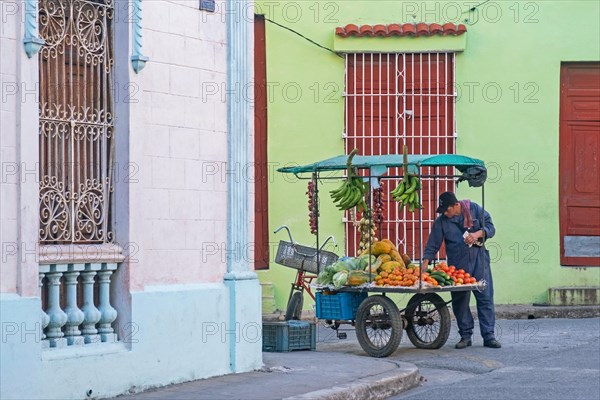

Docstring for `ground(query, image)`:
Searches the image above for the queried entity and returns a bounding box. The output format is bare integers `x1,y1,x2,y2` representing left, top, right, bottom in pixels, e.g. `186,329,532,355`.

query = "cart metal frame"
277,153,489,357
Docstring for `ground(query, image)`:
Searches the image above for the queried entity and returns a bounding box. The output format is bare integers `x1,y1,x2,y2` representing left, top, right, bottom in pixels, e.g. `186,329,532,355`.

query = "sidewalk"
114,305,599,400
114,350,420,400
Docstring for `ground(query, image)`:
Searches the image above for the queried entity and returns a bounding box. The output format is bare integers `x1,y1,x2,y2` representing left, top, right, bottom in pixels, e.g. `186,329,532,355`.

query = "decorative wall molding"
131,0,149,73
38,244,126,265
23,0,45,58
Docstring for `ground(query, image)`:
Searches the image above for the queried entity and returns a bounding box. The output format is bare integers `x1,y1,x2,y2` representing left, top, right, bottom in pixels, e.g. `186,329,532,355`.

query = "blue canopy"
278,154,485,176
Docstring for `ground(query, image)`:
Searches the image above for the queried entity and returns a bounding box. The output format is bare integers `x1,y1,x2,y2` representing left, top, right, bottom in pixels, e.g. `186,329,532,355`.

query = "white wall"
0,0,20,293
0,1,262,399
130,0,230,290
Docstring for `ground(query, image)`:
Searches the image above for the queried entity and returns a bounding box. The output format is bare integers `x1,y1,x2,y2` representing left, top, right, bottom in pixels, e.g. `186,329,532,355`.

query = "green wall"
256,0,600,310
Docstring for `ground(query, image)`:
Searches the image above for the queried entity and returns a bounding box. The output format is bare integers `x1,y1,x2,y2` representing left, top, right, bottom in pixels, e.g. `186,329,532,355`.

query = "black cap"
436,192,458,213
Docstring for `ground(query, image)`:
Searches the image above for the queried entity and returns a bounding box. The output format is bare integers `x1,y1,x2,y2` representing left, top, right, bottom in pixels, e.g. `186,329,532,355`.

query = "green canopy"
278,154,485,176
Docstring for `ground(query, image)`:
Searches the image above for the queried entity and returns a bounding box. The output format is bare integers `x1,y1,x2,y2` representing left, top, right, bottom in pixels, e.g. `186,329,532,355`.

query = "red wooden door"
559,63,600,266
254,14,269,269
344,53,455,260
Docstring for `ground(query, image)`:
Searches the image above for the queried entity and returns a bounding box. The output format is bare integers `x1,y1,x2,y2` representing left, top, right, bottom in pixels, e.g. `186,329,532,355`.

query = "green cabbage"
316,269,334,285
332,270,349,289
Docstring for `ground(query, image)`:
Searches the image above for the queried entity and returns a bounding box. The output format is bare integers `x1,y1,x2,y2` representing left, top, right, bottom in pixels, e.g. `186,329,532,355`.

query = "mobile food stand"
275,149,489,357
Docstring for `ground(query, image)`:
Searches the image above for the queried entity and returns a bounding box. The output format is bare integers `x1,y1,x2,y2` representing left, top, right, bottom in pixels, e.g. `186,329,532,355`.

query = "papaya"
381,239,397,252
362,241,392,257
347,271,372,286
390,249,403,263
377,254,392,263
381,261,403,273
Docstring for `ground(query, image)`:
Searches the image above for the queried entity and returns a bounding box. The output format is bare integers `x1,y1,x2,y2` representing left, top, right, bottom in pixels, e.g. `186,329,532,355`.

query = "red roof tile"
335,23,467,38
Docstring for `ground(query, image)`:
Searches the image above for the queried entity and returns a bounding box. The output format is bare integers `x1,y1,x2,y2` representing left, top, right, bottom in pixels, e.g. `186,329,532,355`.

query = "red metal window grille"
343,53,457,261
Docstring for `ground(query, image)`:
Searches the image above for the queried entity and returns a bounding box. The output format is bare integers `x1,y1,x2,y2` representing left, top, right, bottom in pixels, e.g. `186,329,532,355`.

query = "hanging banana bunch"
330,149,368,212
391,146,423,213
391,174,423,212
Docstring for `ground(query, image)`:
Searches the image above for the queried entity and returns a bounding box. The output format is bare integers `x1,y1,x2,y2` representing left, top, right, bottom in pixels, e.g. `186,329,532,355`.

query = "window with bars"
343,52,456,260
38,0,115,244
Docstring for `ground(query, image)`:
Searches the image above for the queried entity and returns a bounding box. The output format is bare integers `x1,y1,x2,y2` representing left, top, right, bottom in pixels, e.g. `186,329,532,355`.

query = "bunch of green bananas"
330,175,368,211
390,174,423,212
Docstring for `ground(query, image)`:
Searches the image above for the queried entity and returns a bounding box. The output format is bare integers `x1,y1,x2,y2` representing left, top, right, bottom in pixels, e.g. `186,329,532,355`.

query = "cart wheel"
405,293,451,349
355,295,402,358
284,291,303,321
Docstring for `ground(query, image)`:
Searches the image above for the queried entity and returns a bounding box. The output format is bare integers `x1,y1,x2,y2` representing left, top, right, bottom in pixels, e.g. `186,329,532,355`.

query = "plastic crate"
262,321,316,352
315,292,368,320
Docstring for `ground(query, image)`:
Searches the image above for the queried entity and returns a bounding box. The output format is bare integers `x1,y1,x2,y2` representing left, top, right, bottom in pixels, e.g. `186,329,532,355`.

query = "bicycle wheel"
355,295,402,358
284,291,303,321
405,293,450,349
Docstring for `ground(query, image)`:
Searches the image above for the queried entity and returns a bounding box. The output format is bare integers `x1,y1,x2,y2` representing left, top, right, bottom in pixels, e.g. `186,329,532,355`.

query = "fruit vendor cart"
276,150,489,357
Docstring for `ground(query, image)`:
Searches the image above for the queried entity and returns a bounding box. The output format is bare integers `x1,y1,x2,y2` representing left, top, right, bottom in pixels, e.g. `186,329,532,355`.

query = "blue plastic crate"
262,321,316,352
315,292,368,320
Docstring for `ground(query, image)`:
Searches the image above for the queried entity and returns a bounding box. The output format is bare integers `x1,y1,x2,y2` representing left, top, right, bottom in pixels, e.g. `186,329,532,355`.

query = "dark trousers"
451,249,496,341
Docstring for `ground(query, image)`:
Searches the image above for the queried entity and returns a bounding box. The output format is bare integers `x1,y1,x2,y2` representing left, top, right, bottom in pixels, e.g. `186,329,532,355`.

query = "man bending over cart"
421,192,501,349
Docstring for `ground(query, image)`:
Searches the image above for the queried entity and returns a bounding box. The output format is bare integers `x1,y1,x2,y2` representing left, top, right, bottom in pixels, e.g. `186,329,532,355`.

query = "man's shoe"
483,339,502,348
455,339,472,349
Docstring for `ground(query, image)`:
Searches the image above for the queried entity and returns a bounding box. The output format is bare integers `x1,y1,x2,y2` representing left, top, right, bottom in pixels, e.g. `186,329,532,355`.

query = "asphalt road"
317,318,600,400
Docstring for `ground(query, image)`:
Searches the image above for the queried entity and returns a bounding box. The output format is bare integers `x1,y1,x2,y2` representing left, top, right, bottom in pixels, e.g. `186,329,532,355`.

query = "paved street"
318,317,600,400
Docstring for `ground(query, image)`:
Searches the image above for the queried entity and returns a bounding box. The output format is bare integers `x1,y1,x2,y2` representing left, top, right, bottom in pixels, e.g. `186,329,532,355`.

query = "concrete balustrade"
38,263,119,348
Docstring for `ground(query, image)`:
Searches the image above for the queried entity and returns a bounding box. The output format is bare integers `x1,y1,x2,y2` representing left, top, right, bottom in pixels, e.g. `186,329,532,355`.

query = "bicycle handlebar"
274,225,295,244
274,225,338,251
320,235,337,250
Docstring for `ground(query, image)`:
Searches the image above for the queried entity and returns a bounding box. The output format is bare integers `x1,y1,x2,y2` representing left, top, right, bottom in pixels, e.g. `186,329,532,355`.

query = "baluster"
97,264,118,343
45,271,68,348
80,269,101,344
39,272,50,341
63,266,85,345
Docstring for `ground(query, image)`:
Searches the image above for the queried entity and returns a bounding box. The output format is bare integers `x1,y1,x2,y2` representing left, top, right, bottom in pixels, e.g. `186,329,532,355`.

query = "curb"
283,363,421,400
492,304,600,320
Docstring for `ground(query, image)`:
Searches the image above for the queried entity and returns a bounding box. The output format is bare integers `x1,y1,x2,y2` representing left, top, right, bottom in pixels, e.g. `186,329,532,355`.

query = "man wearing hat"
421,191,501,349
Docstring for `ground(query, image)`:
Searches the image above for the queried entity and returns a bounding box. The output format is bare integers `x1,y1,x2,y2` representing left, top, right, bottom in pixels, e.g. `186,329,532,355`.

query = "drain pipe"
224,0,257,373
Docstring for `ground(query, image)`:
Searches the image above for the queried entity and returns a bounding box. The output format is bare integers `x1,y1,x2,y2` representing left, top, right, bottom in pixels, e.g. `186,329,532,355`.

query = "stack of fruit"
357,216,377,254
374,264,440,287
358,238,427,287
429,262,478,286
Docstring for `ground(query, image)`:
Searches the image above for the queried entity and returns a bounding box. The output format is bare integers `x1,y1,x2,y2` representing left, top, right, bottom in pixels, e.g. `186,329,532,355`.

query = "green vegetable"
357,254,377,270
332,270,349,289
316,269,334,285
332,261,352,272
